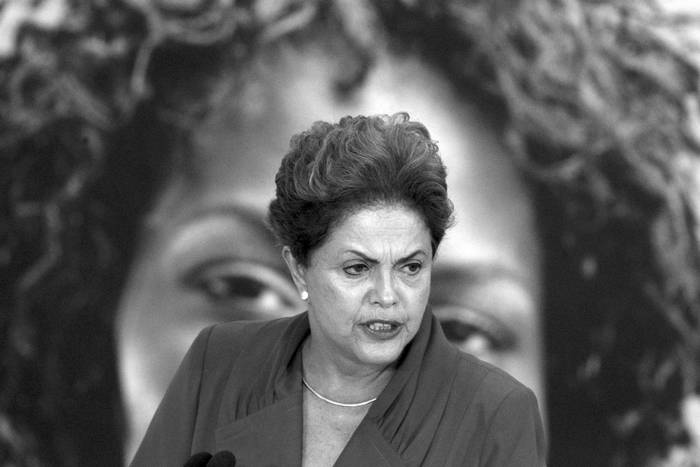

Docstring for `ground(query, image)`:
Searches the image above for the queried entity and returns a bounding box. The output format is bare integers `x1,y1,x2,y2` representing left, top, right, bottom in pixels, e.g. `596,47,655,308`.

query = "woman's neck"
301,337,395,404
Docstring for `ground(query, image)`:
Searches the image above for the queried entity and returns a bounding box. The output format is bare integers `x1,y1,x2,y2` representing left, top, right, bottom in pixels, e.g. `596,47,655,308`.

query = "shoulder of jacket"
454,351,534,403
198,315,300,367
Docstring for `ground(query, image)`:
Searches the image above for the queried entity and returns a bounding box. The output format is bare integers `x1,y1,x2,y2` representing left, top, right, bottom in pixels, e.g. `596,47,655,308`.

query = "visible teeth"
368,322,394,332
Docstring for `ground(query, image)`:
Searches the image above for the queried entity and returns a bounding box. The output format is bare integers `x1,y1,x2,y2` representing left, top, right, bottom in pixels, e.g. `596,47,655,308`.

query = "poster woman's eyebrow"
431,263,531,289
181,203,268,229
142,201,271,237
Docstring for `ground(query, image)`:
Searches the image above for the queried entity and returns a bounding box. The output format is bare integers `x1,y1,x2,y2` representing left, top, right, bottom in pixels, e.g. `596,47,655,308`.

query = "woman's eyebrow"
345,249,428,264
397,249,429,263
345,250,378,264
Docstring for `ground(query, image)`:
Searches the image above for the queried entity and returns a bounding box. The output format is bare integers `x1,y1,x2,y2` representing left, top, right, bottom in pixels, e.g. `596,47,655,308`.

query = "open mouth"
361,320,403,339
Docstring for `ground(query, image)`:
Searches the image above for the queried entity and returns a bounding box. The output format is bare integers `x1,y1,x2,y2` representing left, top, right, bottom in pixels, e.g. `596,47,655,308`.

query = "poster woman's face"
116,46,544,460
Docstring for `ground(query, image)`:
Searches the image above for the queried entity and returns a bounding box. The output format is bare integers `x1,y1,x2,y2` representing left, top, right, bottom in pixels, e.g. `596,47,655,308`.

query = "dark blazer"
131,310,546,466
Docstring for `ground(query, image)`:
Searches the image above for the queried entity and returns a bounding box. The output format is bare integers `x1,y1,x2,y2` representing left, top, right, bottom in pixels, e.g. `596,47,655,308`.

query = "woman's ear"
282,246,308,300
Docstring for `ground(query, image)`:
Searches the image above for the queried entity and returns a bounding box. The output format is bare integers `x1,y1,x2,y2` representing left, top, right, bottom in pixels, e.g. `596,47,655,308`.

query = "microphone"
183,451,236,467
208,451,236,466
183,452,212,467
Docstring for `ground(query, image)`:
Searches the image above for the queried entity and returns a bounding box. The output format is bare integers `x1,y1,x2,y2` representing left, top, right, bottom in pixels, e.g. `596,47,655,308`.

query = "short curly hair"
267,113,454,264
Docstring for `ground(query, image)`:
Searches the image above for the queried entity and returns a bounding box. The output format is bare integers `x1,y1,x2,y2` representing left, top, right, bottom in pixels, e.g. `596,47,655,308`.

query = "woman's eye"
402,262,422,275
343,263,369,276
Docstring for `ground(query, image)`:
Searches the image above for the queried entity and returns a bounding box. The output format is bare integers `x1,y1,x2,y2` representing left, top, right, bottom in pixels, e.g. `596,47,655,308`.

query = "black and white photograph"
2,1,700,466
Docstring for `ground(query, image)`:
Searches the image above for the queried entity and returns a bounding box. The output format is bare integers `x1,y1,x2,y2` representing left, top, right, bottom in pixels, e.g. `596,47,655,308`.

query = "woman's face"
116,44,544,460
291,204,432,369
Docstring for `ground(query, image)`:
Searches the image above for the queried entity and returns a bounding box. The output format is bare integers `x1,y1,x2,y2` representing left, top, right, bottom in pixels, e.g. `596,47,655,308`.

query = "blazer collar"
215,309,455,466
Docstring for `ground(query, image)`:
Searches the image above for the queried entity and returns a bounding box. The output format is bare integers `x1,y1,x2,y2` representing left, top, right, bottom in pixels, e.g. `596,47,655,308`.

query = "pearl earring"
300,290,309,301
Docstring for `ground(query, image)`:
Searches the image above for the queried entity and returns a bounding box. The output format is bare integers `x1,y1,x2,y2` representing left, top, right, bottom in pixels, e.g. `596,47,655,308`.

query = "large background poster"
2,1,700,465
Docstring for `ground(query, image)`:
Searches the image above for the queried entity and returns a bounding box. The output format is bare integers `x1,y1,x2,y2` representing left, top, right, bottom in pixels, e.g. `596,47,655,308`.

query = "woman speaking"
130,113,545,466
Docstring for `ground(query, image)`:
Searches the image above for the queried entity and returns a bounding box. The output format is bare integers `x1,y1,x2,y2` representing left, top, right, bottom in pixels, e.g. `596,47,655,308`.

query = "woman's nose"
371,270,398,308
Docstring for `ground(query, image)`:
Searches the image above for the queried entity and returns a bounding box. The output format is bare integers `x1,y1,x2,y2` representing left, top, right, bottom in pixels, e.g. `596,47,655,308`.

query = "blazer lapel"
334,419,406,467
215,392,303,467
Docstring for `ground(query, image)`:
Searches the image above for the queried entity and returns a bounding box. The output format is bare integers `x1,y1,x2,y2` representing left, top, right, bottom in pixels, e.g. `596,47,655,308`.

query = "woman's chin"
353,329,412,367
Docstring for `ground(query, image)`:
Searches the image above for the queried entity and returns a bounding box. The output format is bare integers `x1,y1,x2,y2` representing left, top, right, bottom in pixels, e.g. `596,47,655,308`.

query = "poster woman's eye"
434,305,516,356
181,259,301,319
196,274,269,302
